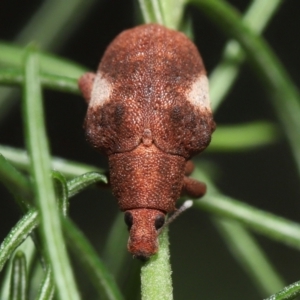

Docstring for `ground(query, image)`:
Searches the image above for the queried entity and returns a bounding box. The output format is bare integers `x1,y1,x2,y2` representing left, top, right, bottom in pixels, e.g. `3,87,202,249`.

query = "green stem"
190,0,300,176
35,267,54,300
200,192,300,249
0,238,36,300
214,218,284,296
137,0,187,29
52,171,69,217
67,172,107,198
207,0,283,110
0,67,79,94
0,210,38,272
63,217,124,300
0,210,122,300
160,0,187,30
9,251,28,300
264,280,300,300
208,121,279,152
102,213,128,279
0,170,120,299
0,0,97,121
0,145,102,178
0,153,32,209
138,0,165,25
22,48,80,300
141,228,173,300
0,42,86,79
193,169,300,251
14,0,99,52
0,151,105,275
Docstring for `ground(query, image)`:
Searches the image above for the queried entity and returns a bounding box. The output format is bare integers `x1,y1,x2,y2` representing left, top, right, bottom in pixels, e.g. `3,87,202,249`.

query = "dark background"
1,0,300,299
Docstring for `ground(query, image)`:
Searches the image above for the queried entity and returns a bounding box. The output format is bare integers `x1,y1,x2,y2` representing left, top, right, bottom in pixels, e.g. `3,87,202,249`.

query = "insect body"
79,24,215,260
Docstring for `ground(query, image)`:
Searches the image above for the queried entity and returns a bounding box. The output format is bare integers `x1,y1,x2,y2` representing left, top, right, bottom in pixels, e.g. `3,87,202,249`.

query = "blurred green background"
1,0,300,299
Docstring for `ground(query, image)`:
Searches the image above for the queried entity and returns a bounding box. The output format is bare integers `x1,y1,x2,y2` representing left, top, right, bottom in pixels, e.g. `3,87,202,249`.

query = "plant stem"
102,213,128,279
0,67,79,94
0,42,86,79
141,228,173,300
63,217,124,300
9,251,27,300
0,154,32,208
191,0,300,176
208,0,283,110
0,0,97,121
0,210,38,272
264,280,300,300
208,121,279,152
138,0,165,25
214,218,284,296
35,267,55,300
193,169,300,251
67,171,107,197
22,48,80,300
0,145,102,178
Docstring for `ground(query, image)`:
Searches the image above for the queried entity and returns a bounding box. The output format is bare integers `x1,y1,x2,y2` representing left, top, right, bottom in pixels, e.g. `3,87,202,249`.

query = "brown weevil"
78,24,215,260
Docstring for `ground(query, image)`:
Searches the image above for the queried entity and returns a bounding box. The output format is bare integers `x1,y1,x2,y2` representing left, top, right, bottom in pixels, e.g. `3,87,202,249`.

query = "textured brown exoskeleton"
78,24,215,260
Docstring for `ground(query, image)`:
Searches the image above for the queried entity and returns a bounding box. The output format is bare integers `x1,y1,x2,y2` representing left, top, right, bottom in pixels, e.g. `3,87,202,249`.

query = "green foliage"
9,251,28,300
0,0,300,299
141,228,172,300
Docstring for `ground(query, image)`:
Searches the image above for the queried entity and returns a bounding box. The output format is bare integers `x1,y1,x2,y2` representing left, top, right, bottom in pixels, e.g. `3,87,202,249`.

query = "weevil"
78,24,215,260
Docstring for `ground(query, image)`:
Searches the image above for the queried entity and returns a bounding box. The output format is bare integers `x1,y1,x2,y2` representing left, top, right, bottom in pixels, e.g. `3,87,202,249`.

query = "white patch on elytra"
187,75,211,110
90,72,112,107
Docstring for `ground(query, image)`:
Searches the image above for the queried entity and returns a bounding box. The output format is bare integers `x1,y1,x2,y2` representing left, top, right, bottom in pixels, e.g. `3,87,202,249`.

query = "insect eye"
154,215,165,230
124,212,133,230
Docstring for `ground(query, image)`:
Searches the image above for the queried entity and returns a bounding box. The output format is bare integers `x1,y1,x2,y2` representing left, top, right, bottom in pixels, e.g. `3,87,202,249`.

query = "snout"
128,238,158,260
124,208,165,260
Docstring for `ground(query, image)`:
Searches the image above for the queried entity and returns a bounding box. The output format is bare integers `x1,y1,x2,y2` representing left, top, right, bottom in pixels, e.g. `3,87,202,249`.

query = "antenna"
158,200,193,234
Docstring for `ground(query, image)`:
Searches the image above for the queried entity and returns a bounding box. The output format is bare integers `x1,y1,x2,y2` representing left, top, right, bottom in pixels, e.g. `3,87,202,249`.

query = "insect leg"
181,176,206,198
184,160,195,176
